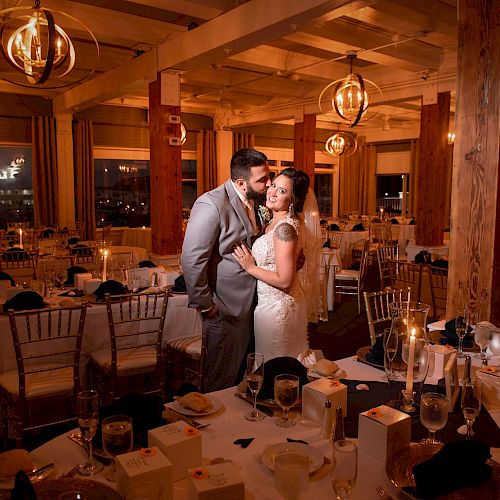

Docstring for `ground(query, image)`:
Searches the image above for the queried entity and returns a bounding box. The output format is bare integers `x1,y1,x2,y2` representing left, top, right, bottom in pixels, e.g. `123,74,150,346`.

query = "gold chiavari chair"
389,261,424,302
428,264,448,321
376,243,400,290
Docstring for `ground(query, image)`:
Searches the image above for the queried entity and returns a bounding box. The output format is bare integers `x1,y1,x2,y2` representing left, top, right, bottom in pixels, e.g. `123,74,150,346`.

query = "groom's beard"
246,185,267,206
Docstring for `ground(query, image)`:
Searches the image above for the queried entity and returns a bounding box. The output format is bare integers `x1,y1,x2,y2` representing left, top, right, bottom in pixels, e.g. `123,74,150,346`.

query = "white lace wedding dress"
252,216,315,366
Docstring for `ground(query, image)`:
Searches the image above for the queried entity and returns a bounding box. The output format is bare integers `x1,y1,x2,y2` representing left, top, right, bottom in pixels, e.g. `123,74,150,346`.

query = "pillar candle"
19,228,23,249
102,249,108,282
405,328,416,397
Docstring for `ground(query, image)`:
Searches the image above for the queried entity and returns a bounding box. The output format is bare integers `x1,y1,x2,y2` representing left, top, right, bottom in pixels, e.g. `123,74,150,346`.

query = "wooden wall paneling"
293,114,316,181
447,0,500,322
148,76,183,256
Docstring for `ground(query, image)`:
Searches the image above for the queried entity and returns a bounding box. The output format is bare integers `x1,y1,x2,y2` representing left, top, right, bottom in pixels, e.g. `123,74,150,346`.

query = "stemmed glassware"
461,377,481,439
274,451,309,500
77,390,103,476
244,353,265,421
274,374,299,427
102,415,133,481
474,326,493,366
419,392,449,445
455,308,468,358
331,439,358,500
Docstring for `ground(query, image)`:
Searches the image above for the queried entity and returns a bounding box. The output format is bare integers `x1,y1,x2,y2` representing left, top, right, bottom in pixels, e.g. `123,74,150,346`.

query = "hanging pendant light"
323,126,357,158
0,0,99,88
319,51,382,128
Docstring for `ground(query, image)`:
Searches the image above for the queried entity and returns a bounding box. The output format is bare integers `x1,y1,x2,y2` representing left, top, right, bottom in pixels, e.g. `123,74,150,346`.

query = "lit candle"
19,228,23,249
405,328,416,398
102,249,108,282
379,207,384,219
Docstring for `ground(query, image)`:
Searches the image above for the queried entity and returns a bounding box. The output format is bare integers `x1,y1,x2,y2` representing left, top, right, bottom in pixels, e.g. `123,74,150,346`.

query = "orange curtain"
233,132,255,152
73,119,95,240
32,115,58,227
196,130,218,194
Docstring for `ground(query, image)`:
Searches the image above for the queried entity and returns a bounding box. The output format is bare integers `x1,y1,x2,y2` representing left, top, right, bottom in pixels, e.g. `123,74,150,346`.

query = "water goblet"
455,309,468,358
274,374,299,427
419,392,449,445
461,377,481,439
244,353,265,421
474,326,493,366
77,390,103,476
102,415,133,481
274,451,309,500
331,439,358,500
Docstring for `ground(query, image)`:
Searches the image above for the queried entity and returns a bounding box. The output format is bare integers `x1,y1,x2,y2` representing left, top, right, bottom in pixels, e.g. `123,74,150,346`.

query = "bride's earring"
288,203,294,218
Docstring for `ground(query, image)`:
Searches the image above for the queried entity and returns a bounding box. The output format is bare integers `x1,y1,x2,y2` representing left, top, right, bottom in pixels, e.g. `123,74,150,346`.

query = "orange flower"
329,381,340,387
483,366,496,373
368,407,380,417
184,426,199,437
190,468,208,480
444,344,454,350
139,448,157,458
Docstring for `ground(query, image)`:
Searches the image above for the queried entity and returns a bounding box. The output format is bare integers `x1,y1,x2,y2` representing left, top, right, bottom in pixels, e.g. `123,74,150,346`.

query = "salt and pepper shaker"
332,406,345,442
320,400,333,439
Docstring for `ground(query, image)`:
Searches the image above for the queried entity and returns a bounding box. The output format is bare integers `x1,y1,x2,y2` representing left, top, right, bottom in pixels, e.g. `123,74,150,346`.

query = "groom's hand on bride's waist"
201,304,219,320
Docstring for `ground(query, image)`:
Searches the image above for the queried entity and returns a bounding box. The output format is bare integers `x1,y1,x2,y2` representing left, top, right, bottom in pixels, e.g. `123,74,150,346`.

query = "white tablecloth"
319,249,342,311
338,230,369,268
391,224,415,258
120,228,152,252
406,239,449,263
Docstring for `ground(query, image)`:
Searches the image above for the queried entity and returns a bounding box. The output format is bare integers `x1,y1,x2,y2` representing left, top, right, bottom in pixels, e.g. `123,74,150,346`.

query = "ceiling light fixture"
0,0,99,88
323,126,357,158
319,51,382,128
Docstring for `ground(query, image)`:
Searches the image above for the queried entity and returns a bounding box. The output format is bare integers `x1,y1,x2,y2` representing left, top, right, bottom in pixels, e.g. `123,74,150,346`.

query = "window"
0,145,33,228
376,174,410,215
182,159,197,208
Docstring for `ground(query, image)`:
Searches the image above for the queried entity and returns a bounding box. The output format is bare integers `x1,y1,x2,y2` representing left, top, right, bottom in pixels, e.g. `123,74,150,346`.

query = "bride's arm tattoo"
275,223,297,242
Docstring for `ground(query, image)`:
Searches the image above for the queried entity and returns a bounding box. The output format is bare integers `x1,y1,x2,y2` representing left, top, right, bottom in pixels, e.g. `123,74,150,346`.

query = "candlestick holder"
96,240,109,281
400,389,416,413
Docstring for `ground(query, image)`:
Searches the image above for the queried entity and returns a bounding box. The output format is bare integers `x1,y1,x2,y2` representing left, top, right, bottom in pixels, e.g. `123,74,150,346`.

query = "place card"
186,462,244,500
148,420,202,481
358,405,410,463
302,378,347,424
426,344,455,384
115,446,173,500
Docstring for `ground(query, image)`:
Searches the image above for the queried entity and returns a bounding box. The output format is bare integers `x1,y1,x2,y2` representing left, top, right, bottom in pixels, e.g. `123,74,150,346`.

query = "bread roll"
0,449,33,477
312,359,339,376
177,392,212,412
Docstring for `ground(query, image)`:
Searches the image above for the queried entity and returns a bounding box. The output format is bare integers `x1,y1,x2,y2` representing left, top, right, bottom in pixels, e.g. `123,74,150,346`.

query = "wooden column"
293,113,316,181
447,0,500,323
415,91,450,246
148,73,183,256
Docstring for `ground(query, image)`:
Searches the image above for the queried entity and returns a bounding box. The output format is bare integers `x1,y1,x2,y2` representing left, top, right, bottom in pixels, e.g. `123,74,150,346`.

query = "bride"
233,167,321,365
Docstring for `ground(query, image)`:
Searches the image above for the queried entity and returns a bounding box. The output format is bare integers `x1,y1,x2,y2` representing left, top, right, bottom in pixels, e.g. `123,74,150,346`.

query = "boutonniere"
257,205,271,225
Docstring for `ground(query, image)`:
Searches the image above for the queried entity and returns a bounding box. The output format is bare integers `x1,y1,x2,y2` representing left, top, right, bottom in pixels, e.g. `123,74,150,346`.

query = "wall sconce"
448,132,455,144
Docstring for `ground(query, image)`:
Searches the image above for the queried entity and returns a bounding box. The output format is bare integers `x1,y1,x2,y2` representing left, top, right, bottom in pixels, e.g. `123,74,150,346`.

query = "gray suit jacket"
181,180,256,319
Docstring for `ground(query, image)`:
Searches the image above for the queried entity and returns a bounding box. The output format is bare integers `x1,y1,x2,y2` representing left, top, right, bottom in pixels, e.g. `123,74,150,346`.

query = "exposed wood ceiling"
0,0,458,134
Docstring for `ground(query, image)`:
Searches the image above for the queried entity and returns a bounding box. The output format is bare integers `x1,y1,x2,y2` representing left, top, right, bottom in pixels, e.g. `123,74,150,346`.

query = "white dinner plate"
166,396,222,416
0,452,56,490
307,367,343,380
262,442,324,474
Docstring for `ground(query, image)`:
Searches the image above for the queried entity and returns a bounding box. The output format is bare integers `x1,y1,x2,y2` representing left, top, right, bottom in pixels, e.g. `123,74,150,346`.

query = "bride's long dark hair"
278,168,310,213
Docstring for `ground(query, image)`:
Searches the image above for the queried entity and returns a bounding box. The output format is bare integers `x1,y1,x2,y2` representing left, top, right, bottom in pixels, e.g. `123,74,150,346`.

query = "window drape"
73,119,95,240
233,132,254,152
196,129,218,194
32,115,58,227
339,137,377,216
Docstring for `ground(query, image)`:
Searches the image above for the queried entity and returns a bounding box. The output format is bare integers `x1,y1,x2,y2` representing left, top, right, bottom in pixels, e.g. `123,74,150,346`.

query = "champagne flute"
419,392,449,445
244,353,265,421
274,451,309,500
77,390,103,476
274,374,299,427
331,439,358,500
102,415,133,481
455,308,467,358
461,377,481,439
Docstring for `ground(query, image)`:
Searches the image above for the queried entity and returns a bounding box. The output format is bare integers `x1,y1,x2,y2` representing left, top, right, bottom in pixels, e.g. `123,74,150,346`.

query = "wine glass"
455,308,468,358
331,439,358,500
244,353,265,421
77,390,103,476
274,374,299,427
419,392,449,445
474,326,493,366
274,451,309,500
461,377,481,439
102,415,133,481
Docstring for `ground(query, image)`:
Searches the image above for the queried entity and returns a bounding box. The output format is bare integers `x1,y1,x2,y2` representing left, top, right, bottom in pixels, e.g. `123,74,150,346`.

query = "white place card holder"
115,447,173,500
82,277,102,295
75,273,93,291
126,268,150,289
186,462,244,500
476,368,500,407
302,378,347,424
427,344,455,385
148,420,202,481
358,405,411,463
158,270,181,288
39,239,55,255
444,352,460,412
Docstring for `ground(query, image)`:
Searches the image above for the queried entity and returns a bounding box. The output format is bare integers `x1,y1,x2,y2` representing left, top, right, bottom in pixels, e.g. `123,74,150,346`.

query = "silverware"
376,485,395,500
26,462,54,479
163,408,212,429
58,465,79,479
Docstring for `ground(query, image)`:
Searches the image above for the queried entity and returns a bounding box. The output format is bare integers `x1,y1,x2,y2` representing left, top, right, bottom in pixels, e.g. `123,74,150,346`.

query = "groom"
181,148,271,392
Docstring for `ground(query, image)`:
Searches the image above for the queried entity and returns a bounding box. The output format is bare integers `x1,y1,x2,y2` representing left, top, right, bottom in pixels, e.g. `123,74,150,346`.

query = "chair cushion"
90,346,157,371
0,363,74,397
335,269,360,279
166,335,202,355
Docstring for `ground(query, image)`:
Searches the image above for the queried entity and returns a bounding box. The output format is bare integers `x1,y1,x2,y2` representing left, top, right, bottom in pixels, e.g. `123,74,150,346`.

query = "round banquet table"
319,248,342,311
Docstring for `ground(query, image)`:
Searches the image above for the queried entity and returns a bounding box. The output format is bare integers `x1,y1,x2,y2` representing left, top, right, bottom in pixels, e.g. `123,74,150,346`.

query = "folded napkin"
328,223,340,231
67,236,80,246
64,265,88,286
258,356,309,400
171,274,187,293
93,280,127,301
415,250,431,264
364,336,385,367
409,218,415,225
411,440,492,498
352,223,365,231
322,239,331,248
11,470,37,500
390,218,399,224
3,291,45,312
438,319,474,348
138,260,157,268
71,244,92,256
432,258,448,269
371,217,382,223
41,228,55,238
0,271,15,286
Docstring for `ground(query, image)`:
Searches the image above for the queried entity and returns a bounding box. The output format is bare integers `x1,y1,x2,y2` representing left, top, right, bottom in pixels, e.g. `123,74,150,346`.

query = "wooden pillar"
148,72,183,255
447,0,500,323
293,113,316,182
415,91,450,246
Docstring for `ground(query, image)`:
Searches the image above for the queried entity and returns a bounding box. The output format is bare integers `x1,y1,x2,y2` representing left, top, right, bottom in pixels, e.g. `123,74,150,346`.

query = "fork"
376,485,395,500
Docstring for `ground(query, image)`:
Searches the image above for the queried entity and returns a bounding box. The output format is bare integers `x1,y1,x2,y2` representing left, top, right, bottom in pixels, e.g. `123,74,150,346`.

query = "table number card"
186,462,244,500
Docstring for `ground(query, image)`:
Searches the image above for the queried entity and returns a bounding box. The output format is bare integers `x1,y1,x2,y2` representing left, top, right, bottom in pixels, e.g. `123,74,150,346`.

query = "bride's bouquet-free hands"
233,243,256,272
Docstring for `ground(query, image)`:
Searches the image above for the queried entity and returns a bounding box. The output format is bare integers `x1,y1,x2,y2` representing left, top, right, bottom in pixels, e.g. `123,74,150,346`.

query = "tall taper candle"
405,328,416,397
102,249,108,282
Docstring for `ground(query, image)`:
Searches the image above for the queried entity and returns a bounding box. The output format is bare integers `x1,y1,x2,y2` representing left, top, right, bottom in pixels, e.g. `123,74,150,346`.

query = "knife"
234,392,275,417
27,462,54,479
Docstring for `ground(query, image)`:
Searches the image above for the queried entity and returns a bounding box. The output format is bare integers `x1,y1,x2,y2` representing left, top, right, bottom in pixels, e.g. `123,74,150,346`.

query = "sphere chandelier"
323,127,357,158
0,0,99,88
